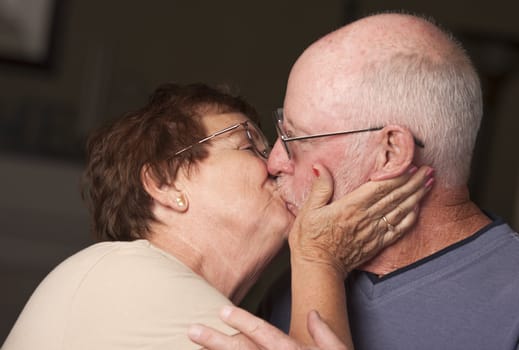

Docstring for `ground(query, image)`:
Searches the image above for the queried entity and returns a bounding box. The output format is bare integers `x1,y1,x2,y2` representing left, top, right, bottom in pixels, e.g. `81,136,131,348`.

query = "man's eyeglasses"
174,120,271,159
273,108,424,159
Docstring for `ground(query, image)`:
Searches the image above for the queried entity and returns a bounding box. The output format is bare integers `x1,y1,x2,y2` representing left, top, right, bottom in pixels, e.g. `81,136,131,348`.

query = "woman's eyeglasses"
174,120,271,159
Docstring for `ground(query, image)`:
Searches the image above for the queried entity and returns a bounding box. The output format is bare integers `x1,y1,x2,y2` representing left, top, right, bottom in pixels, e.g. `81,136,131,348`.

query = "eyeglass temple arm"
281,127,383,142
174,123,243,155
282,127,424,148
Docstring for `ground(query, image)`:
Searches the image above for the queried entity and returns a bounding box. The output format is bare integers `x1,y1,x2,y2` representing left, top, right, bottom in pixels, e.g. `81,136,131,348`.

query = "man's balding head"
283,13,482,188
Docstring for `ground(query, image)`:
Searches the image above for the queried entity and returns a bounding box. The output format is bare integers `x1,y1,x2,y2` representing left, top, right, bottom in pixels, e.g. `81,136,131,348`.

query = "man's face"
268,50,379,215
267,104,372,216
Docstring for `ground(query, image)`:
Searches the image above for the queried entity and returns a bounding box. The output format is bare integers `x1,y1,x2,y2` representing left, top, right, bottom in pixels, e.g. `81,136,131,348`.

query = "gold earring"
176,196,185,208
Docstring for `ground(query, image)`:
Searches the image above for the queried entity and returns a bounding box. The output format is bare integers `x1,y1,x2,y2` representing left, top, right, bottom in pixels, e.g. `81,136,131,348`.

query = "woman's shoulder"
59,239,179,264
39,238,230,312
74,240,223,292
56,239,193,278
32,240,196,297
7,240,233,350
66,240,233,327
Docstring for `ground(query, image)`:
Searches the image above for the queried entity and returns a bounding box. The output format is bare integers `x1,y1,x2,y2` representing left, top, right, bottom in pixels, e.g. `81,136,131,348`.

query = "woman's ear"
141,165,189,212
370,125,415,181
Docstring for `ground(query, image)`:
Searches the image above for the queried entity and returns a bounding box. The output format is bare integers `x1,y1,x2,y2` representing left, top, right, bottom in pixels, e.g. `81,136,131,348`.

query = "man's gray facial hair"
275,171,314,212
274,136,370,212
332,137,372,200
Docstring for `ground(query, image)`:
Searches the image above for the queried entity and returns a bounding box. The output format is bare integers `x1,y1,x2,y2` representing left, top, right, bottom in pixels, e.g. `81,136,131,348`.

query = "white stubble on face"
275,170,313,215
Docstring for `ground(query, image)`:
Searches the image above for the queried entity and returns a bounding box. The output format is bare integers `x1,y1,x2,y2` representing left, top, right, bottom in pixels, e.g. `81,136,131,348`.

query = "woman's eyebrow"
215,127,248,144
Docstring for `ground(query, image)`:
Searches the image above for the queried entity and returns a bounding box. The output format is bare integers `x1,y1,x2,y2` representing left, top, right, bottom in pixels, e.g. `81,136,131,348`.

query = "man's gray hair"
357,34,483,187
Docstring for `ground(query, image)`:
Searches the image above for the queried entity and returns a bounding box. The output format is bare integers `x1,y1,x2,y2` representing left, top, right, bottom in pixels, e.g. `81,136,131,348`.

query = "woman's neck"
147,225,255,304
360,186,492,276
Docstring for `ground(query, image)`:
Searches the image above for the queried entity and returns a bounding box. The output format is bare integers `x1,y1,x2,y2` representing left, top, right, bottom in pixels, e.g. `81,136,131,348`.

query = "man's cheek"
295,175,314,205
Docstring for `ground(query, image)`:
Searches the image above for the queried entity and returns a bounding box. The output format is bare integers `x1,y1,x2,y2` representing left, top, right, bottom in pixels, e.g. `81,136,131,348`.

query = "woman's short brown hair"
81,83,260,242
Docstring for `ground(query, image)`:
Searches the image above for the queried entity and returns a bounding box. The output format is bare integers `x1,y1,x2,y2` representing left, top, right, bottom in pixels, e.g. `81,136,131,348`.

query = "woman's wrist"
289,246,349,280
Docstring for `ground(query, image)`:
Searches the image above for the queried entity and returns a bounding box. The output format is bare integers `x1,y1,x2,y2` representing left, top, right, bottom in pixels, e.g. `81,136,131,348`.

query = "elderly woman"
3,83,431,350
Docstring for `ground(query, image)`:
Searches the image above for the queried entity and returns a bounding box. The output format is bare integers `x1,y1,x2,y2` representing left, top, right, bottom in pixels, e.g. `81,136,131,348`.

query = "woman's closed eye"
239,144,256,153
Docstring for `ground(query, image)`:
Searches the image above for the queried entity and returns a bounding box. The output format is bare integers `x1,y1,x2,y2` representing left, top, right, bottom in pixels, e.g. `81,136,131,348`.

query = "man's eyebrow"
283,114,302,132
284,116,312,136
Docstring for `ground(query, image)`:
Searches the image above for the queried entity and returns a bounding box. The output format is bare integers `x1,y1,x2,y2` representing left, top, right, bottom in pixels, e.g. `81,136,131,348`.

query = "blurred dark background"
1,0,518,342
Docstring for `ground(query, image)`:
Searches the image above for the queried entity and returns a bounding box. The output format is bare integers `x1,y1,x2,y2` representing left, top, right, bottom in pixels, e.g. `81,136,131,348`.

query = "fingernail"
312,166,320,177
408,166,418,174
425,177,434,190
221,305,233,319
414,204,420,213
188,325,202,340
425,167,435,177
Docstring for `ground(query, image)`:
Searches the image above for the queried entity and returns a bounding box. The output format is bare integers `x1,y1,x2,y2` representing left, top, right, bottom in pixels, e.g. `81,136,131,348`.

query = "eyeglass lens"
273,109,291,158
245,122,270,158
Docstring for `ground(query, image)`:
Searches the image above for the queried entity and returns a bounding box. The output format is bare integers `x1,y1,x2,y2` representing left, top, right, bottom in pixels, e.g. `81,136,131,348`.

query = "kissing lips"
284,200,298,216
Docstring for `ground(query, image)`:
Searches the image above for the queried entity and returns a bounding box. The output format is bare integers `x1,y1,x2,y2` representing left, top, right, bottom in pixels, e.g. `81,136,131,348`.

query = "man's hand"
188,305,348,350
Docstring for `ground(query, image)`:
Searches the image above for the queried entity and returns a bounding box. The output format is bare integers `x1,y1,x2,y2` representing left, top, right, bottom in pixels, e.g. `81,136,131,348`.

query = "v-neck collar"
348,218,509,302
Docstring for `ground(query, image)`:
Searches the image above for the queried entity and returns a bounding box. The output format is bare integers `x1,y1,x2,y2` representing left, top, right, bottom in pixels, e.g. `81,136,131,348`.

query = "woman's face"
180,112,294,276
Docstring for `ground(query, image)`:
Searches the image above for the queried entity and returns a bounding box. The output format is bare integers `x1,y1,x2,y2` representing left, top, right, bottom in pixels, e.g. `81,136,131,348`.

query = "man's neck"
360,186,492,276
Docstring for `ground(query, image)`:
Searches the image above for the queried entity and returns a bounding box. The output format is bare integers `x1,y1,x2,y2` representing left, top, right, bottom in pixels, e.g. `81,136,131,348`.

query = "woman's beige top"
3,240,238,350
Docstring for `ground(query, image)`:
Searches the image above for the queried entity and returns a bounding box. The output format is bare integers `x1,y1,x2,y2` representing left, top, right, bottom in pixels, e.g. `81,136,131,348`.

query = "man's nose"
267,139,293,176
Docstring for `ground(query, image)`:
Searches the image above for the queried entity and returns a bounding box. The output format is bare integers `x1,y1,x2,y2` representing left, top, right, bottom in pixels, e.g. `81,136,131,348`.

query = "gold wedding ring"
382,215,395,232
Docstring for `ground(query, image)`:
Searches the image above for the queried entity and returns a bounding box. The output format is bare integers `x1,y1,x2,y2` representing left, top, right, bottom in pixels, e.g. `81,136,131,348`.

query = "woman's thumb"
300,164,334,212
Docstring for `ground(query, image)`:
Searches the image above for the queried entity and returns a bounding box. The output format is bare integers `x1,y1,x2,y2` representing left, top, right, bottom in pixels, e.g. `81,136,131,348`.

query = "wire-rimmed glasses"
273,108,381,159
174,120,271,159
273,108,425,159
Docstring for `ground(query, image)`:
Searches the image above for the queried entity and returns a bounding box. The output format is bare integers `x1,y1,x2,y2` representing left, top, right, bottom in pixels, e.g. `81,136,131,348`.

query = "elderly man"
190,12,519,350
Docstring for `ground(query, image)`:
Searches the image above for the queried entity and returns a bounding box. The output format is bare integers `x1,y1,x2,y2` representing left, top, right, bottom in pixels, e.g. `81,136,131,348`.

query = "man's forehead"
283,105,319,132
284,73,361,132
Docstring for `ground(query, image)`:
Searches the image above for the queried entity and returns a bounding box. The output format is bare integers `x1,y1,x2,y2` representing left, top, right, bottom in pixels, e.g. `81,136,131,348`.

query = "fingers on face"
299,163,334,214
363,177,429,255
333,166,433,259
366,165,433,222
382,170,430,230
332,165,432,221
343,166,418,208
375,180,425,246
381,208,418,246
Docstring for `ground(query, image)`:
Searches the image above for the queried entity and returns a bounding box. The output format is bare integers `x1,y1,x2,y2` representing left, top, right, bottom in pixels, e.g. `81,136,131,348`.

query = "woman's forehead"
201,112,249,134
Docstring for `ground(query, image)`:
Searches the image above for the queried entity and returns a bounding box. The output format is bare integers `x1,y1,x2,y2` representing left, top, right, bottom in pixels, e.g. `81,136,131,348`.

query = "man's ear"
370,125,415,181
141,165,189,212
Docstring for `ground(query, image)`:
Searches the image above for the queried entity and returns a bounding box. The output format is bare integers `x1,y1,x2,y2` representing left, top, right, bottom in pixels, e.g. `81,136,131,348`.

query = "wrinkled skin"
288,164,432,278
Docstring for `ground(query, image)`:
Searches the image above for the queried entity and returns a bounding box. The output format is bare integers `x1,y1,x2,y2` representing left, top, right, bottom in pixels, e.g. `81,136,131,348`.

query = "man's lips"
273,179,298,215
